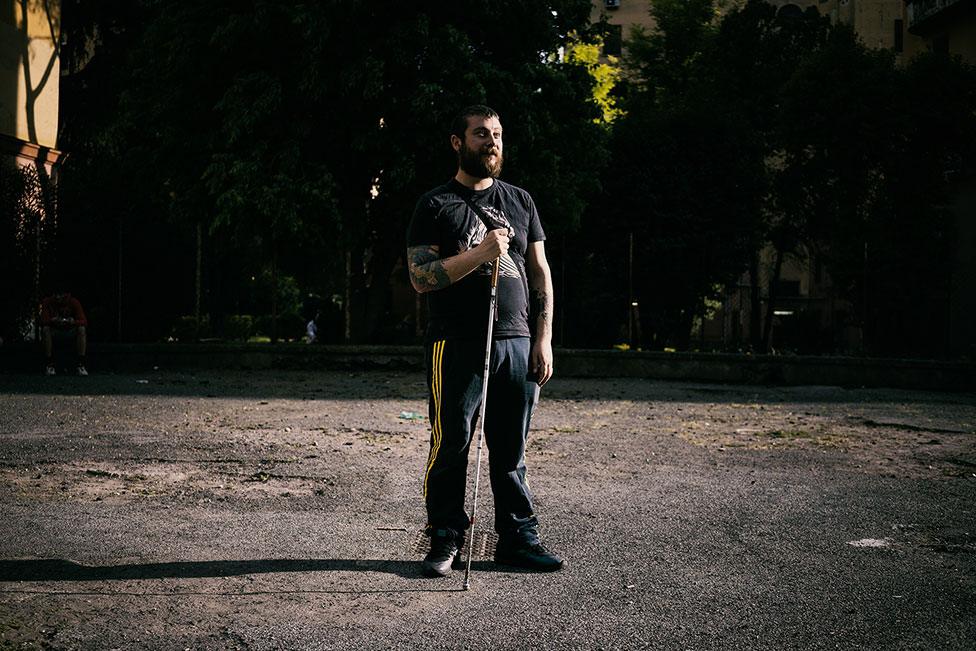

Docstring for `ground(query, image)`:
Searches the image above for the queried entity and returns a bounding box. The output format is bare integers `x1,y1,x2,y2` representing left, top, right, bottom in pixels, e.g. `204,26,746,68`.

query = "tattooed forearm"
407,245,451,292
530,287,553,340
526,241,554,343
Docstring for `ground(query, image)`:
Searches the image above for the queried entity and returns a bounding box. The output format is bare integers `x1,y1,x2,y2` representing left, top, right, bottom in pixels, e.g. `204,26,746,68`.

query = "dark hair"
450,105,499,141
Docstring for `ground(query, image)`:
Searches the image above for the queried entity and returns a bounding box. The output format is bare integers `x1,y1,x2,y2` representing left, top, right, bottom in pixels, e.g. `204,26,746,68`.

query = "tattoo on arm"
531,287,552,333
526,242,554,341
407,245,451,292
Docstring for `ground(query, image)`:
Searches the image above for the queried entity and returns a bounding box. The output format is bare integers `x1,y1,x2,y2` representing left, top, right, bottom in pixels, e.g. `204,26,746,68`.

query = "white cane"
463,257,500,591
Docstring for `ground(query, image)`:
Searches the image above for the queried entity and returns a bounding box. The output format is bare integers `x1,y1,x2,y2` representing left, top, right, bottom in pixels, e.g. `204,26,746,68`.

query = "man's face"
455,115,503,179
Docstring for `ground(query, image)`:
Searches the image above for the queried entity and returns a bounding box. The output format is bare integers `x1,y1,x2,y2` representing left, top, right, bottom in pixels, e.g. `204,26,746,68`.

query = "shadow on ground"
0,558,532,584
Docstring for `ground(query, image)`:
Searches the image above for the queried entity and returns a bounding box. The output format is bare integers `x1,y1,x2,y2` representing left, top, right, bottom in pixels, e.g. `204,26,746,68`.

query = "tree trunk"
559,233,566,347
344,249,352,343
627,231,634,347
362,245,397,343
762,248,784,353
749,251,762,351
861,240,868,354
699,301,706,349
194,221,202,342
675,308,694,351
32,161,57,342
34,216,41,342
117,216,123,342
270,230,278,344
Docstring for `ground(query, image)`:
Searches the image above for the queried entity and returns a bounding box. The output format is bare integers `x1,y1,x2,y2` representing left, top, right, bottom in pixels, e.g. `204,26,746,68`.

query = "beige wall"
589,0,658,61
590,1,657,36
0,0,61,149
765,0,929,63
591,0,929,64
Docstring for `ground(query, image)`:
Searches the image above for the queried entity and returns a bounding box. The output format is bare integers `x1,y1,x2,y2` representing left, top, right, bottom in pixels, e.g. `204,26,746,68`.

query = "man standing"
406,105,562,577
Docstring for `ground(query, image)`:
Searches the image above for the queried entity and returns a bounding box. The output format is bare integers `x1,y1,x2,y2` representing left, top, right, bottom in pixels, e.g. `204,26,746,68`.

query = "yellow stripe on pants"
423,339,445,498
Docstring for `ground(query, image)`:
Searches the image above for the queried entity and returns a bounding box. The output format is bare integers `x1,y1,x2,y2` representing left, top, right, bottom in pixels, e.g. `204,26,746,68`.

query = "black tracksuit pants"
423,336,540,544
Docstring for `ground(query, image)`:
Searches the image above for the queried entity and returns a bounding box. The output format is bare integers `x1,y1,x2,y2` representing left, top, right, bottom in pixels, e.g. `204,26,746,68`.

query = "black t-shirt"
407,178,546,341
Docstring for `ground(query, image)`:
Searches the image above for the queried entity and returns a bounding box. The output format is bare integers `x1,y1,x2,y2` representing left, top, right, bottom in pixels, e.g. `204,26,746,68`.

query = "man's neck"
454,169,494,191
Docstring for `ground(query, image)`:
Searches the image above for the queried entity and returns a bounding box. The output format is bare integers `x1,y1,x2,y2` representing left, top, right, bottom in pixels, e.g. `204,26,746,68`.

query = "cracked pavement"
0,370,974,650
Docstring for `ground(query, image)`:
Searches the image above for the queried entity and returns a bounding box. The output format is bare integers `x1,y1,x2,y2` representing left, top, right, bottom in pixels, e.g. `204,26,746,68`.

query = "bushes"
169,315,211,342
167,312,307,343
223,315,254,342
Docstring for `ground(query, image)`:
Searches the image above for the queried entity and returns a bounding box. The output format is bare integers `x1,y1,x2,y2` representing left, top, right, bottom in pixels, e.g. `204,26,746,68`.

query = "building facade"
1,0,64,341
0,0,63,169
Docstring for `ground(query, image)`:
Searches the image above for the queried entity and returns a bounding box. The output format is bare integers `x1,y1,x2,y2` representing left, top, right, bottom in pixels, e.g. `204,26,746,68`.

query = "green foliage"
625,0,719,101
582,0,766,348
0,163,59,342
771,32,976,355
247,269,302,318
224,314,254,342
592,99,765,348
0,166,32,341
170,315,211,342
564,36,624,124
53,0,973,355
59,0,604,342
585,0,976,355
255,312,304,340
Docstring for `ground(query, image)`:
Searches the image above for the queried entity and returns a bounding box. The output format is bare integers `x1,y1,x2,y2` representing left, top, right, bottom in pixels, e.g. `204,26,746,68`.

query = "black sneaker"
421,529,461,577
495,540,564,572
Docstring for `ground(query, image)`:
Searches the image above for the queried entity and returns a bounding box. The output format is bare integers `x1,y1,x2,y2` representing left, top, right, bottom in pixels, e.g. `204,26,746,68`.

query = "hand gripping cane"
463,257,500,591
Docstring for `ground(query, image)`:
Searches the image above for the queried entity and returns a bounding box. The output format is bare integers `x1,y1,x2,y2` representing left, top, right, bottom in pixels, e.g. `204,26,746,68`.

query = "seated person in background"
306,310,321,344
40,292,88,376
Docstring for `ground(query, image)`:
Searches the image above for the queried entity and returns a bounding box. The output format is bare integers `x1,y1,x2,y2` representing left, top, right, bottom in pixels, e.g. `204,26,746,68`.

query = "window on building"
894,19,904,52
604,24,623,57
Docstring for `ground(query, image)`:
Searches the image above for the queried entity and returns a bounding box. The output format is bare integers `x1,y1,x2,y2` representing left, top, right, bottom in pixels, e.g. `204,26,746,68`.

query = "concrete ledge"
555,349,975,391
3,343,973,392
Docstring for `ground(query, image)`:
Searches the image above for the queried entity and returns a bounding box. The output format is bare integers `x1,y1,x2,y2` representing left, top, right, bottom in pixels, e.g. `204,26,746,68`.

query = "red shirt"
40,294,88,328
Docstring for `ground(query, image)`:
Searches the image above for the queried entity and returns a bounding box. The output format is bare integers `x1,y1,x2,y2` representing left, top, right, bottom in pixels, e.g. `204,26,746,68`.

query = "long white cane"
463,257,500,591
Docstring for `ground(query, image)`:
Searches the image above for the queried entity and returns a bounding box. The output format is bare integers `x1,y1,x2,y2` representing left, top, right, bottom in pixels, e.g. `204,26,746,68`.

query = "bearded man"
406,105,563,577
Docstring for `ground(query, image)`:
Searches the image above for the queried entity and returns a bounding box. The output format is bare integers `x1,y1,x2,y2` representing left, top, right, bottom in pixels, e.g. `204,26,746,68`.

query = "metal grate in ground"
411,529,498,559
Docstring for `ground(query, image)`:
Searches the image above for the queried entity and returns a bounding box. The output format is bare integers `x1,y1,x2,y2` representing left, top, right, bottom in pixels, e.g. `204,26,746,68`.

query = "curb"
2,343,973,392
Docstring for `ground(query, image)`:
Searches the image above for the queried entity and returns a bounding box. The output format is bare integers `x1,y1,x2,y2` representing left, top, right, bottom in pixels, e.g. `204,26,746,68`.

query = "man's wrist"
474,246,493,267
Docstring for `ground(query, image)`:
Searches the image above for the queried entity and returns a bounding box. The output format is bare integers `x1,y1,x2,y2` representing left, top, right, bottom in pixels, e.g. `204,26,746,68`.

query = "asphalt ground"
0,369,974,650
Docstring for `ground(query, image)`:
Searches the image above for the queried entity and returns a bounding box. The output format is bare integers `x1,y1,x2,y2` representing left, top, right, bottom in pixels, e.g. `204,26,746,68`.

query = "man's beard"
458,143,503,179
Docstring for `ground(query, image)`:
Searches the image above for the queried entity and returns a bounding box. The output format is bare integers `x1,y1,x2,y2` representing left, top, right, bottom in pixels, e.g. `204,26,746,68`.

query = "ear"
450,134,462,153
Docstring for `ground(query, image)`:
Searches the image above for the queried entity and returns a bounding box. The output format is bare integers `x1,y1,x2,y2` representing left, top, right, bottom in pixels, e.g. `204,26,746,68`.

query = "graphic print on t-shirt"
457,204,520,278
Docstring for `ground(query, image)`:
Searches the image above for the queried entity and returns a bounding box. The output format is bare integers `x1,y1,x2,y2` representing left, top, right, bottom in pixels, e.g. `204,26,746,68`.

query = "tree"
779,46,976,356
712,2,833,350
0,164,55,343
55,1,607,343
584,0,765,349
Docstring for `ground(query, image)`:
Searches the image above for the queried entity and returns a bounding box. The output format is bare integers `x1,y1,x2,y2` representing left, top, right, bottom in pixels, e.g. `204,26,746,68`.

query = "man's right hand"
478,228,510,262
